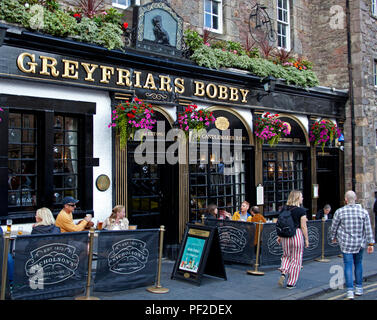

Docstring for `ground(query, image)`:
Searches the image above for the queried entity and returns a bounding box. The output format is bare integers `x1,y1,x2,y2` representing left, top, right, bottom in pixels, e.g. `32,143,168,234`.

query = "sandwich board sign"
171,223,226,285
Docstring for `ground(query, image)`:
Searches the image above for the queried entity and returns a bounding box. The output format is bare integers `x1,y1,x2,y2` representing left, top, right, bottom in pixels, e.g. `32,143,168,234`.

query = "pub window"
53,115,79,205
8,112,37,210
263,151,304,213
277,0,290,50
204,0,223,34
190,147,246,221
1,94,96,224
7,112,84,215
372,0,377,17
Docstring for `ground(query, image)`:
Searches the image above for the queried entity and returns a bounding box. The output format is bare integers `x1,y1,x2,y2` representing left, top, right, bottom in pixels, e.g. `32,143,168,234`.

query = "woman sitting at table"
31,207,61,234
103,205,129,230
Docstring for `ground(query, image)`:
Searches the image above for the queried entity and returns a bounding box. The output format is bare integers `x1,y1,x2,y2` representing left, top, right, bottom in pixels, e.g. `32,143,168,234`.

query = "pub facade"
0,0,348,257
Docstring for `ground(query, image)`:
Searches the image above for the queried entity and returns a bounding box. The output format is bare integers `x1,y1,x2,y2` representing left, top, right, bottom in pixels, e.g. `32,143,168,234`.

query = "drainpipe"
346,0,356,191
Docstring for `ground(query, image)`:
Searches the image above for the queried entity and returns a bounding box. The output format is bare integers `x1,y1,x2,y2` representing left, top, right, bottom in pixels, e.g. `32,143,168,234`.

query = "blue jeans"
343,249,364,290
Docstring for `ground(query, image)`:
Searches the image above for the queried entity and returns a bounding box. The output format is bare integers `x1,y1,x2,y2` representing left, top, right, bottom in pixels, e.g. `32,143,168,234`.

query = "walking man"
330,190,375,299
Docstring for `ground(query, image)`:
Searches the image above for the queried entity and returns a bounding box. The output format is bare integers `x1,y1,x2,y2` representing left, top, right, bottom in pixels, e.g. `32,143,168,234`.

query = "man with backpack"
276,190,309,289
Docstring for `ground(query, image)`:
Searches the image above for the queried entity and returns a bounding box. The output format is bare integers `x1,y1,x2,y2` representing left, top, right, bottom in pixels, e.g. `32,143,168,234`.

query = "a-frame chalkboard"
171,223,227,285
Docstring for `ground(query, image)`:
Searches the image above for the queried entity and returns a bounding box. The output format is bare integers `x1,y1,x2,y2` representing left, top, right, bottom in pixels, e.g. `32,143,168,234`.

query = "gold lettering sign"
15,52,250,104
188,229,210,238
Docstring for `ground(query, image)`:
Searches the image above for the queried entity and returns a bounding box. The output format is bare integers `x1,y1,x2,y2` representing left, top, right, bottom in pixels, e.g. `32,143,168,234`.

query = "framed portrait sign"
171,223,226,285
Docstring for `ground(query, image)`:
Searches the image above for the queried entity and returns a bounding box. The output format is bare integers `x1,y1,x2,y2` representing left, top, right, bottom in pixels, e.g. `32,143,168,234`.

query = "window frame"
263,150,304,214
0,94,96,223
276,0,291,51
203,0,223,34
372,0,377,17
374,59,377,87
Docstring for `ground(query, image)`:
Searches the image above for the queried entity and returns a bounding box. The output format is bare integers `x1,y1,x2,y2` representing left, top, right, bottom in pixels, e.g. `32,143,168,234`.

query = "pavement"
78,250,377,301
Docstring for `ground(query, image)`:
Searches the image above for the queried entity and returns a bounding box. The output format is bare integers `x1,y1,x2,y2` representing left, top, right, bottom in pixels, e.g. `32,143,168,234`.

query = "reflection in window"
53,115,79,205
263,151,303,213
8,113,37,208
204,0,223,33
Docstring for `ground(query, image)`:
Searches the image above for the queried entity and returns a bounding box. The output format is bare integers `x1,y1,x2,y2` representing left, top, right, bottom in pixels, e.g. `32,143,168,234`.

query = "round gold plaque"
215,116,230,131
184,272,190,279
96,174,110,192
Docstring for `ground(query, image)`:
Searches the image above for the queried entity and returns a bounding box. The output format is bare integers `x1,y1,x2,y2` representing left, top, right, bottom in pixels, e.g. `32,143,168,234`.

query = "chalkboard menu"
171,223,226,285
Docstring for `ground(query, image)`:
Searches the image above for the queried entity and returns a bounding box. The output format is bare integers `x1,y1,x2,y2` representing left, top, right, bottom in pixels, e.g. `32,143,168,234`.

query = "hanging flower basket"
108,97,157,149
254,113,290,147
177,104,216,139
309,119,341,153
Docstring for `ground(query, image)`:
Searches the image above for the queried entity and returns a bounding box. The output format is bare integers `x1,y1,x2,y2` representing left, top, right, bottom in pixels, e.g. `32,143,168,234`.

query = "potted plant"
177,104,216,139
254,112,290,147
108,97,157,149
309,119,340,153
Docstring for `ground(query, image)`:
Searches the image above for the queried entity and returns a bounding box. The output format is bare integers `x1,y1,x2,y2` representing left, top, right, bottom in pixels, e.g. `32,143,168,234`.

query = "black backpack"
276,207,296,237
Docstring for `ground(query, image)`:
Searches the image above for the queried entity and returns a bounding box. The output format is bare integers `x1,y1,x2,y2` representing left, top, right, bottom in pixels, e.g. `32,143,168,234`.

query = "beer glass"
17,226,23,236
97,221,103,230
6,219,12,233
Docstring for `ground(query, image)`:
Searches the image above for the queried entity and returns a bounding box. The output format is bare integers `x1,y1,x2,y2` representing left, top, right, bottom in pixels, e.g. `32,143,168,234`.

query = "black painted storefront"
0,24,348,250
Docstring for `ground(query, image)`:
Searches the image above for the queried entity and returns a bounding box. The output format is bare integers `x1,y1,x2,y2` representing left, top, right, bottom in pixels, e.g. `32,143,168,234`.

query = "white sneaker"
346,290,354,300
355,287,363,296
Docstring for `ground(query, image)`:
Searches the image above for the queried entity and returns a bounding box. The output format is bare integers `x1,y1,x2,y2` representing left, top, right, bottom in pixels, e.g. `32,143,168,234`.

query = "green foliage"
183,28,204,51
190,43,319,88
0,0,125,51
0,0,31,26
43,9,77,37
74,17,99,43
94,22,123,51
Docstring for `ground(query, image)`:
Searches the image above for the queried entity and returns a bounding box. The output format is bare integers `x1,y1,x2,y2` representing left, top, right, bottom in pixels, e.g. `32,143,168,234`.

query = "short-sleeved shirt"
285,206,306,229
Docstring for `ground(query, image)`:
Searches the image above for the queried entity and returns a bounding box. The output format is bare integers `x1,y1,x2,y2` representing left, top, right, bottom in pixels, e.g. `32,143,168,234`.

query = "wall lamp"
252,76,277,102
0,23,8,47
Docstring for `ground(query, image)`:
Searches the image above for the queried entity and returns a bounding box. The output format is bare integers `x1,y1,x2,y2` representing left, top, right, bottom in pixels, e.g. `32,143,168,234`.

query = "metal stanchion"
247,222,265,276
0,231,10,300
315,218,330,263
76,227,100,300
201,214,205,225
147,225,169,294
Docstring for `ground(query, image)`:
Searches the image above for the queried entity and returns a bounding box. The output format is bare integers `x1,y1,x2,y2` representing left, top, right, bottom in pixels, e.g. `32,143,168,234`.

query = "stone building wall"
350,0,377,228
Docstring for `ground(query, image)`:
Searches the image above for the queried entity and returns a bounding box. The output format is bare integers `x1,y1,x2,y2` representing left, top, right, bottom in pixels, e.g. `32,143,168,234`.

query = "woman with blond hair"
277,190,309,289
31,207,61,234
103,205,129,230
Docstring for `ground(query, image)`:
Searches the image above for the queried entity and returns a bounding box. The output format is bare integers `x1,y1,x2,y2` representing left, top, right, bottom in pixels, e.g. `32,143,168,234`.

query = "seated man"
315,204,333,220
55,197,92,232
232,201,252,222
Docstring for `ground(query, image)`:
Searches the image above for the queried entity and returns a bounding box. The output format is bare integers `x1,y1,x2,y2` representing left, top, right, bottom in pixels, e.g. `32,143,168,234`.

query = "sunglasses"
67,203,77,207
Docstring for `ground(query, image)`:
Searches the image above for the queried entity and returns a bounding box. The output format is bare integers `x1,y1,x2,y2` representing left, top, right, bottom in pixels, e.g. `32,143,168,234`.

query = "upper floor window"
204,0,223,34
277,0,290,50
374,60,377,86
372,0,377,17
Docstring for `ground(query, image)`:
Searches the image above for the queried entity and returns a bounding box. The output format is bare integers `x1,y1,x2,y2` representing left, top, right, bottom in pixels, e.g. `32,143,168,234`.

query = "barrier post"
247,222,265,276
315,218,330,263
201,214,205,225
76,227,100,300
147,225,169,294
0,231,10,300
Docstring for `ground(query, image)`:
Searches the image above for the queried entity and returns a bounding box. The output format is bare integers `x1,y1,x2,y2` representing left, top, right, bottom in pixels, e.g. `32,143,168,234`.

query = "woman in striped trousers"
277,190,309,289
